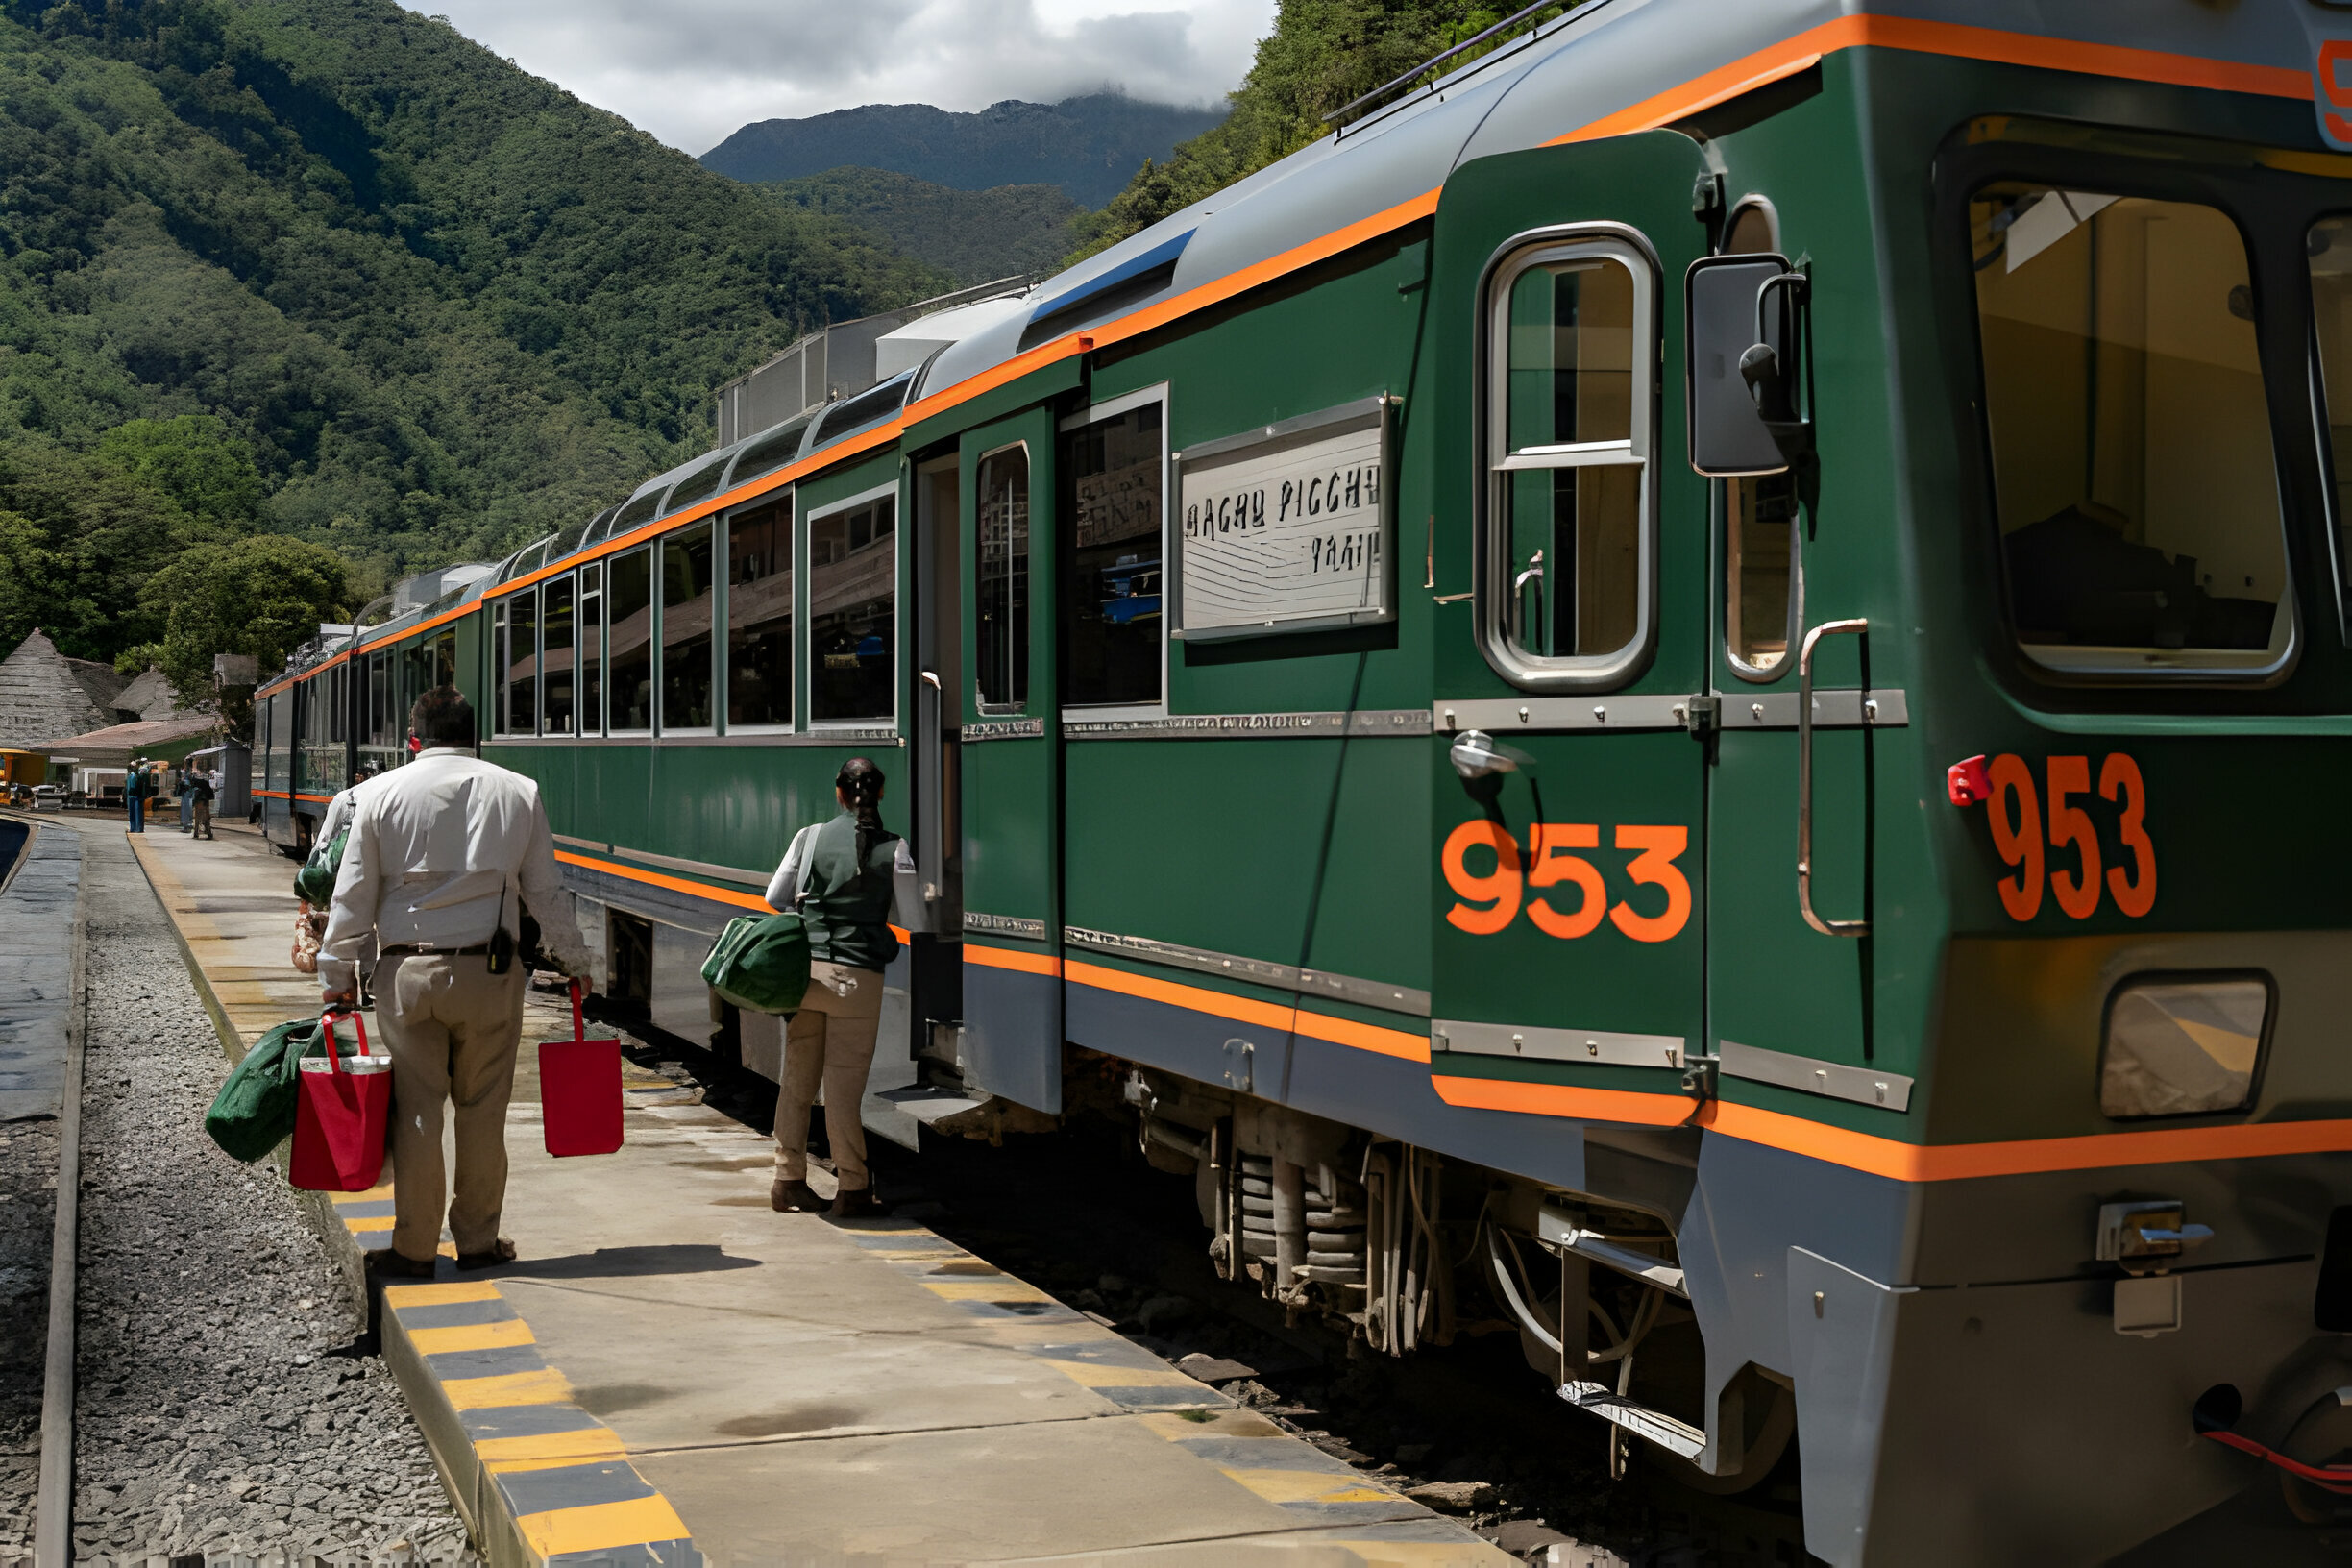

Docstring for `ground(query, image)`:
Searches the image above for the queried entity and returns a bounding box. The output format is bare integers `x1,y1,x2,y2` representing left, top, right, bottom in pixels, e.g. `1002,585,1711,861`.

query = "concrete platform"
0,812,81,1122
131,820,1513,1566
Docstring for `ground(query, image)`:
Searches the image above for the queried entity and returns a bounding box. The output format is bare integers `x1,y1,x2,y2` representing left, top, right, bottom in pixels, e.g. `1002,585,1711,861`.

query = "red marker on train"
1947,755,1992,807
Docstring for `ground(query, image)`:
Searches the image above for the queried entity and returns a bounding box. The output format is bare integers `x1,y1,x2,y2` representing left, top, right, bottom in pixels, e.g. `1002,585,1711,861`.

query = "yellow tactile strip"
380,1278,699,1568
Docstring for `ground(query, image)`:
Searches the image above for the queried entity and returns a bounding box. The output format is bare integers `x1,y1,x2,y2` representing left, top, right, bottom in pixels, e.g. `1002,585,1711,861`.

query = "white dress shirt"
319,747,591,992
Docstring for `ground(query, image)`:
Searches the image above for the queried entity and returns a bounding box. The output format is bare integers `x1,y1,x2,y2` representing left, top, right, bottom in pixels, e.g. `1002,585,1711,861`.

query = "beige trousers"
774,961,883,1192
193,800,212,839
376,951,527,1260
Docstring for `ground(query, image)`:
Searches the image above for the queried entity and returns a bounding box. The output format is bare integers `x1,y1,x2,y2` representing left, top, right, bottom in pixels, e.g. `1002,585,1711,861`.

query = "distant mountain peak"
699,94,1226,209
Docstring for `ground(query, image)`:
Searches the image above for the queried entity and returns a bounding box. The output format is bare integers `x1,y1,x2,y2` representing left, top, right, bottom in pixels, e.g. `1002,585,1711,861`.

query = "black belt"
380,943,493,958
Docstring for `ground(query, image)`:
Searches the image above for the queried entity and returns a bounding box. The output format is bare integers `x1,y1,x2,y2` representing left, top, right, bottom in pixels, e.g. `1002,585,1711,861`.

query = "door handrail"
1797,618,1869,938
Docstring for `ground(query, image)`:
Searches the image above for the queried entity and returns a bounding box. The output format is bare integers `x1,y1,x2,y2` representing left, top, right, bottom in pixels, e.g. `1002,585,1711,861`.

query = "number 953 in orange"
1441,821,1692,944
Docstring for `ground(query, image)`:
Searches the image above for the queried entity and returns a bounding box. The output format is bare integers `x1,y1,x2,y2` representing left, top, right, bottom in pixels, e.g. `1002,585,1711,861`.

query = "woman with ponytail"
763,756,901,1218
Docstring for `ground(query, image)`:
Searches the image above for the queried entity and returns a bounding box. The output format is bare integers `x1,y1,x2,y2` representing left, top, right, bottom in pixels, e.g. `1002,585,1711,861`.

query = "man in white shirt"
321,687,591,1277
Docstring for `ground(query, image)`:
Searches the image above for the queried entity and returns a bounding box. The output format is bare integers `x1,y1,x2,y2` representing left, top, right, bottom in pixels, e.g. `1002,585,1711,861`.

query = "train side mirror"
1686,254,1809,476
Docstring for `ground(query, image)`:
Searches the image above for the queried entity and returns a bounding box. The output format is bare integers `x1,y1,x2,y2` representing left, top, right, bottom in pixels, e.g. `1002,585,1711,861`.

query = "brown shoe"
771,1179,823,1213
829,1186,882,1220
453,1238,518,1271
365,1247,435,1279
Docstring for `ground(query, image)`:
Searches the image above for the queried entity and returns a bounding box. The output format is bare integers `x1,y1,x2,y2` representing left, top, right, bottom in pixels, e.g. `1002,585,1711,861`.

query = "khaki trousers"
774,961,883,1192
193,800,212,839
376,951,527,1260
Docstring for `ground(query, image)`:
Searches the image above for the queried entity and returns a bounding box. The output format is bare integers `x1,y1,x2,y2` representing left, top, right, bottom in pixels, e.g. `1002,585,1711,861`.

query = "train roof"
291,0,2326,678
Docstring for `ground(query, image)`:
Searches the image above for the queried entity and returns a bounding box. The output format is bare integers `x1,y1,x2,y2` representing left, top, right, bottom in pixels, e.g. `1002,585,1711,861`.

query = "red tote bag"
289,1011,393,1192
540,981,622,1157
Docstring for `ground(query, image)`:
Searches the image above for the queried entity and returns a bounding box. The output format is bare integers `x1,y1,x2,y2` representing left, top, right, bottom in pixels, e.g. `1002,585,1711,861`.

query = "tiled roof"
0,630,113,748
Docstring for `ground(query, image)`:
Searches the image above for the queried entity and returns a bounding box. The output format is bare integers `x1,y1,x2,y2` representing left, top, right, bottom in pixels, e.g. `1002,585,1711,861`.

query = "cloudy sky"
415,0,1273,156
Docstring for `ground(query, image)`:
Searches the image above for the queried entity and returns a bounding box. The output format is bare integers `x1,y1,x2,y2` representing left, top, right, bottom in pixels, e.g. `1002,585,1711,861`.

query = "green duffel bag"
701,912,812,1015
293,829,348,906
203,1017,355,1163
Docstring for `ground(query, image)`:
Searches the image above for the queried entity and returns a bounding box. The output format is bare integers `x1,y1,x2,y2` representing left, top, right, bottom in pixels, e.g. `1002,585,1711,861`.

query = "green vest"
798,812,900,970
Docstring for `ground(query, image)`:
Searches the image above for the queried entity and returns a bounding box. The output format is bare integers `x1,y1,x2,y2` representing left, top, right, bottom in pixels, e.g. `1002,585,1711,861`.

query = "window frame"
604,545,656,737
656,521,719,738
1716,197,1803,685
540,571,577,738
1059,381,1171,720
1939,131,2307,690
491,600,510,738
577,561,604,738
974,439,1032,715
1474,226,1660,693
802,478,902,730
722,489,797,736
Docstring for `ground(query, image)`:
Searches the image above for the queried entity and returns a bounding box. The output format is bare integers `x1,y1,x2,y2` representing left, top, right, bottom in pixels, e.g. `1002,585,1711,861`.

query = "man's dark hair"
409,686,475,747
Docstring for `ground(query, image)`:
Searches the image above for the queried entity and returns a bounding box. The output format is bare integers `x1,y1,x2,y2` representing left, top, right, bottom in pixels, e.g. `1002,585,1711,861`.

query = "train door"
1698,202,1880,1102
956,407,1064,1111
1427,138,1713,1130
897,455,965,1070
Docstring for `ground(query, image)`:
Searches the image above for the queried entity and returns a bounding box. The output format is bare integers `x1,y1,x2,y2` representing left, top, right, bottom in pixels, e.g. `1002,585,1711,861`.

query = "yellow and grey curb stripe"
844,1227,1500,1551
380,1278,698,1568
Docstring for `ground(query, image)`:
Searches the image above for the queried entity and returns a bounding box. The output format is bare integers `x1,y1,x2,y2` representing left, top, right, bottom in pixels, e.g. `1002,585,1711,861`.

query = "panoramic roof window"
1970,185,2291,674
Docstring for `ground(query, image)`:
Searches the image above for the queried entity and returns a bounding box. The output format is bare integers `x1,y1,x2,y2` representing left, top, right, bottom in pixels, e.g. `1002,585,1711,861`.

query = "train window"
2306,216,2352,606
432,629,456,693
578,563,604,737
1721,201,1798,678
491,603,507,736
1061,397,1164,708
662,452,733,517
726,498,794,730
976,446,1030,711
1971,186,2291,674
660,523,717,732
367,653,390,747
808,489,897,723
1483,239,1653,686
543,575,576,736
508,588,538,735
608,548,654,733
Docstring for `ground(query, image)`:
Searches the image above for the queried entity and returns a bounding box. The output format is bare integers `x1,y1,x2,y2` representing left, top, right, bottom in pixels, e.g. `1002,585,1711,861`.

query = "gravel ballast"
0,1119,59,1555
68,828,472,1564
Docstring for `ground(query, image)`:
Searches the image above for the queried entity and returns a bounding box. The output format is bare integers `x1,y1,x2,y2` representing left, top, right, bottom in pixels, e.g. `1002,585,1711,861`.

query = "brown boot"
829,1186,881,1220
771,1178,823,1213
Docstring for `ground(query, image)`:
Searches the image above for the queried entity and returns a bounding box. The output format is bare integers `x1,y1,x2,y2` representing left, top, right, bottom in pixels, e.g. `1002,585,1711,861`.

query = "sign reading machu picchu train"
1172,396,1392,640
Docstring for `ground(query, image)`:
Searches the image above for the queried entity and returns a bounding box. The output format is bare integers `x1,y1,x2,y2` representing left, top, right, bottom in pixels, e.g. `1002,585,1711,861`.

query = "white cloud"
411,0,1271,155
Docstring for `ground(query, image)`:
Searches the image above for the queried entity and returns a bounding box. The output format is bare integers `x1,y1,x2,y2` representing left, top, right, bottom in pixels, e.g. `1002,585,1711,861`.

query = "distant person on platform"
125,758,148,833
189,767,217,841
763,756,900,1220
319,688,591,1276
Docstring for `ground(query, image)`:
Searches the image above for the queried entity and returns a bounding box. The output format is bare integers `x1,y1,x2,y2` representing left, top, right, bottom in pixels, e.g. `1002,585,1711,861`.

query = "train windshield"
1970,185,2291,675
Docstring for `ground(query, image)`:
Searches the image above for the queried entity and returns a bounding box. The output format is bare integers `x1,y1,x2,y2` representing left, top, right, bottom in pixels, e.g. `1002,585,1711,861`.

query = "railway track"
0,813,467,1565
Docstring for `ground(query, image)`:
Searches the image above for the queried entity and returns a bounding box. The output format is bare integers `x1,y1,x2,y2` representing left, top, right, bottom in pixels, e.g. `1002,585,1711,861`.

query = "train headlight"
2099,975,2270,1118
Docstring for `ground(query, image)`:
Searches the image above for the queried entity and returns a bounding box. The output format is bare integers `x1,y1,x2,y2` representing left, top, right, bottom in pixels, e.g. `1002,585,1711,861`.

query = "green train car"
253,2,2352,1556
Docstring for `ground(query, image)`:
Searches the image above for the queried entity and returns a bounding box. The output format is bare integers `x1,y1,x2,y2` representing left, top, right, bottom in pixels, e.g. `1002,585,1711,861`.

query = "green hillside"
760,168,1086,286
1076,0,1574,258
0,0,951,672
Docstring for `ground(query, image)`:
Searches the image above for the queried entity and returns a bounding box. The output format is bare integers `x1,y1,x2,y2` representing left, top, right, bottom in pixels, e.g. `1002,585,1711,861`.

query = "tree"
135,534,351,739
96,414,266,527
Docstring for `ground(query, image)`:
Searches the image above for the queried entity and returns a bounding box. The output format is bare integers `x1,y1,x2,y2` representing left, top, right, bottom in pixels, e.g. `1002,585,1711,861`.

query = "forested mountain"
1076,0,1569,258
702,95,1226,208
758,169,1086,287
0,0,951,679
